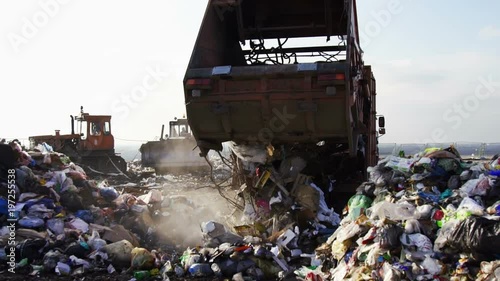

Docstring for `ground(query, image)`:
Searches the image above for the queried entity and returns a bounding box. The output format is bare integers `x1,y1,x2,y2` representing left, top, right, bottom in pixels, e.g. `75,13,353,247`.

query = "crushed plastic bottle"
134,270,150,280
188,263,213,277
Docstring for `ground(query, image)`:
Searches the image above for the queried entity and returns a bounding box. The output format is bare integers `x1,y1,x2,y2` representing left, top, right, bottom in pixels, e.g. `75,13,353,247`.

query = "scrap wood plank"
291,173,310,195
269,175,290,197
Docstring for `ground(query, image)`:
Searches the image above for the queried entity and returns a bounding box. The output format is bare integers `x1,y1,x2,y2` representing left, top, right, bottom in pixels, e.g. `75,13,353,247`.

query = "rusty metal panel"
239,0,348,39
184,0,366,153
224,80,259,93
187,88,349,145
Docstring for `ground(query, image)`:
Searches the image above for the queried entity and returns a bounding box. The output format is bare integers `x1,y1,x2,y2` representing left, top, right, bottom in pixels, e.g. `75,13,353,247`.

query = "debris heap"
1,140,499,281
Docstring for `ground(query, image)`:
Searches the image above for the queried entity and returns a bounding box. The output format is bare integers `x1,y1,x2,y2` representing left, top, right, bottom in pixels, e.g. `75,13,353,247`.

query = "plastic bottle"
134,270,151,280
211,263,222,277
431,209,445,228
188,263,213,277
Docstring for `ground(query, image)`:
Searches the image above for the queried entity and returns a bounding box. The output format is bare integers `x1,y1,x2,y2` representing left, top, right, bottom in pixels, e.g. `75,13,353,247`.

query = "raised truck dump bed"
184,0,380,171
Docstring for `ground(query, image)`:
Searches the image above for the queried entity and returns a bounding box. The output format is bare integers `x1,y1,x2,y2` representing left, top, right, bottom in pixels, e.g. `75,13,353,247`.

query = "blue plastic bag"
75,210,94,223
99,187,119,202
489,170,500,177
18,216,45,228
0,198,8,216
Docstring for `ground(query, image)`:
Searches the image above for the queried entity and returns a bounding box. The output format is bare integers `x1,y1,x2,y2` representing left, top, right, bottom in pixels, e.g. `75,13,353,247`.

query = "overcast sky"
1,0,500,148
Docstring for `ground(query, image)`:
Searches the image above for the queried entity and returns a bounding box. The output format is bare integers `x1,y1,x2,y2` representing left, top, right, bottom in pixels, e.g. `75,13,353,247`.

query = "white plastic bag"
366,201,417,221
458,197,484,216
88,230,107,251
68,218,89,233
385,156,416,173
422,255,442,275
400,233,433,253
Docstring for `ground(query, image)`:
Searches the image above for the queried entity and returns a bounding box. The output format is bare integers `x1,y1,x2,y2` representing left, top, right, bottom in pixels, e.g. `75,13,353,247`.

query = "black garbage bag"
0,144,17,178
16,238,48,262
369,165,394,187
378,224,404,250
447,175,461,190
65,241,91,259
43,250,67,272
217,258,238,276
447,217,500,259
60,191,85,212
486,178,500,200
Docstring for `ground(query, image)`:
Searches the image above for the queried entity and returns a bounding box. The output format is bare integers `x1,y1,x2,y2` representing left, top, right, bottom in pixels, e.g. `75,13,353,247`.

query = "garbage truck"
183,0,385,195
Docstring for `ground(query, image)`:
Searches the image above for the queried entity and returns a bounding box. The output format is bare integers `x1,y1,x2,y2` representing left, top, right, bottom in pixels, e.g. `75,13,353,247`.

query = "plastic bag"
60,191,84,212
473,175,492,196
46,218,65,235
217,258,238,276
366,201,416,221
365,244,384,267
310,183,341,224
326,221,362,245
69,255,91,269
18,216,45,228
368,165,393,187
131,247,155,270
447,175,461,189
35,142,54,154
417,191,440,203
457,197,484,216
421,256,442,275
67,218,89,233
294,265,326,280
446,217,500,259
330,260,348,281
475,260,500,281
434,219,460,252
382,262,402,281
404,219,422,234
400,233,433,253
75,210,94,223
55,262,71,275
100,187,119,202
88,230,107,251
385,156,415,173
43,250,66,272
459,179,480,197
415,205,433,219
460,174,492,196
44,171,67,189
347,194,372,221
378,224,403,250
180,249,202,271
331,239,352,261
137,190,162,204
102,240,134,268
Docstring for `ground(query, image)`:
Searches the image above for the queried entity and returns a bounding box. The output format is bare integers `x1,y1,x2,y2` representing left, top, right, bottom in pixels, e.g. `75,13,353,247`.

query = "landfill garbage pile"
170,144,499,281
1,139,499,281
310,146,500,281
0,140,235,280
